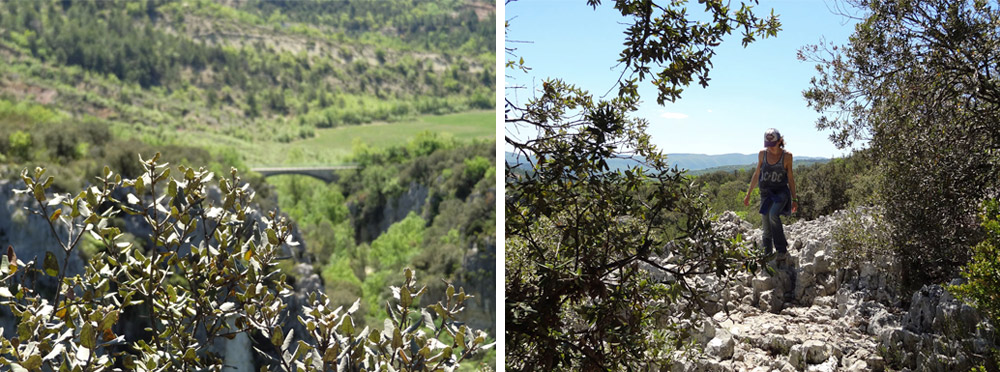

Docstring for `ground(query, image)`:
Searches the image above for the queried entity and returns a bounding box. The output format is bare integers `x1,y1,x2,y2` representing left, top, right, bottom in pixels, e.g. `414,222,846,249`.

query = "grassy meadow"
174,110,494,167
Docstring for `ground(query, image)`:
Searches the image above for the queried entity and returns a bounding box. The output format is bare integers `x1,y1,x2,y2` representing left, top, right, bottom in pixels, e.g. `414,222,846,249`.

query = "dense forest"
0,0,495,370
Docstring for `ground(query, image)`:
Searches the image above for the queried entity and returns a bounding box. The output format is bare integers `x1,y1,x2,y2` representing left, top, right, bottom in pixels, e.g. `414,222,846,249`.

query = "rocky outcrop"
660,210,997,372
350,182,429,243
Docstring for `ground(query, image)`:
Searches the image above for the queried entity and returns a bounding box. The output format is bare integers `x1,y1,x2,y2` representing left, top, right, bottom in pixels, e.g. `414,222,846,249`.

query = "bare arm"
785,152,798,212
743,151,763,206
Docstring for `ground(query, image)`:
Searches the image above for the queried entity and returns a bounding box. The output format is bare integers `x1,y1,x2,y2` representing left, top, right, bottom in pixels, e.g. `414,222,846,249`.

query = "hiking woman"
743,128,798,260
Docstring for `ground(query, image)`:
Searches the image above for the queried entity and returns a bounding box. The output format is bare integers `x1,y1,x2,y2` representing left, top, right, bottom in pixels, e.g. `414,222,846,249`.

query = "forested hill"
0,0,494,144
506,151,829,173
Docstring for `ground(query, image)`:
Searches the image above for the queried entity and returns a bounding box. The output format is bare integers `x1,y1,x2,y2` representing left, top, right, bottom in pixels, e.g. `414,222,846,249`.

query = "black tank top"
759,151,787,189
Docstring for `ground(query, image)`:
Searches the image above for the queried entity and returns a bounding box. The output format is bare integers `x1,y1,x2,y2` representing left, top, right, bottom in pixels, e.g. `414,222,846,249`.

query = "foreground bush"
0,154,491,371
949,199,1000,368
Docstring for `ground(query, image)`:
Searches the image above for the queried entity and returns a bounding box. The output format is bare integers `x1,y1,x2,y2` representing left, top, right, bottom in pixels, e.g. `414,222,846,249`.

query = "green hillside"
0,0,494,146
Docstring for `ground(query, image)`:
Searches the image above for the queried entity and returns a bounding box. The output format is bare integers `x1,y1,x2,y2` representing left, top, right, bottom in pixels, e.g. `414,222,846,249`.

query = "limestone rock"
764,334,794,355
867,308,898,336
753,272,777,292
654,209,998,372
788,344,806,370
806,356,838,372
706,328,735,360
759,289,784,314
904,284,945,333
802,339,831,364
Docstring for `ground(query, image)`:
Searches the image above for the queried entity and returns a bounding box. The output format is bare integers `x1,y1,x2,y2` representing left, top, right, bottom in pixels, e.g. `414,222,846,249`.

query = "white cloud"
660,111,689,120
706,109,713,113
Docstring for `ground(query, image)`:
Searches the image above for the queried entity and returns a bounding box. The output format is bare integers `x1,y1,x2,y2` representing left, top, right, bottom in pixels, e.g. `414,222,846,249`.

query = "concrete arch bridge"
250,165,359,183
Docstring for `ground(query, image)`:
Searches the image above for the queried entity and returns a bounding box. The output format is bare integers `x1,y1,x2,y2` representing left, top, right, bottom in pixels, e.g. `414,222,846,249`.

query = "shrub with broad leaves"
0,153,491,371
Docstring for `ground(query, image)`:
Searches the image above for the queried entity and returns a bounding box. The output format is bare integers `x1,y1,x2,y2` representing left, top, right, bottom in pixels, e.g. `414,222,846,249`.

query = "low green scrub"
831,207,897,283
949,199,1000,368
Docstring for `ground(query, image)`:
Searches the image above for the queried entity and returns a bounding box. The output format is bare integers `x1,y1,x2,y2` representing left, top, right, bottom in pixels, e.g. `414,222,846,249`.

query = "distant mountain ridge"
506,152,830,173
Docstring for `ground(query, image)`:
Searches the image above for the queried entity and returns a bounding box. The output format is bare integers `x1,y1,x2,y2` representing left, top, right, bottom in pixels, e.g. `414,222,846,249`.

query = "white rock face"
706,328,735,360
223,317,254,371
660,210,997,372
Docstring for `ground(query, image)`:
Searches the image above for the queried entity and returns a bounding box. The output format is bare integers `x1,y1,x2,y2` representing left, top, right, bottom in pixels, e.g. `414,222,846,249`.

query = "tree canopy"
801,0,1000,289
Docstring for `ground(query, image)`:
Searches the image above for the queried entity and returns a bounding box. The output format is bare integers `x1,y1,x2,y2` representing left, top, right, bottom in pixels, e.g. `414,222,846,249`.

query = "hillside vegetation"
0,0,493,147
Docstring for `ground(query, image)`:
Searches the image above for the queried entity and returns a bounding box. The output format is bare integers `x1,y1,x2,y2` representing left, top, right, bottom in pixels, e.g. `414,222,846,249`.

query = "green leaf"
431,303,448,319
339,316,355,336
43,251,59,277
454,327,464,347
266,229,279,245
401,286,411,308
156,167,170,183
168,179,177,197
271,326,284,348
81,322,97,349
100,310,119,331
392,328,403,349
33,184,45,202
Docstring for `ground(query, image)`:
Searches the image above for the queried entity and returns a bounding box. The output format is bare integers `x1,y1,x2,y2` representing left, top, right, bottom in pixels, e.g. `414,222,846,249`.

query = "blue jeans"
760,190,789,254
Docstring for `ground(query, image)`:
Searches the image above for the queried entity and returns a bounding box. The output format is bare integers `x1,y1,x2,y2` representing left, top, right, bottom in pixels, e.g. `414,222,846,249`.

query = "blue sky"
504,0,863,158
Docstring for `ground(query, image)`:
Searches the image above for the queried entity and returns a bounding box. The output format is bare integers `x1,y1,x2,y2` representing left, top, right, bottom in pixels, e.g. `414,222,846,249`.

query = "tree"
505,1,779,370
801,0,1000,290
0,155,492,371
8,130,33,161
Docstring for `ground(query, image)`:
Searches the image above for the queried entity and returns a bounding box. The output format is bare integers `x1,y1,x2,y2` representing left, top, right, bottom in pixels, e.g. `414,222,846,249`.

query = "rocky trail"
650,211,997,372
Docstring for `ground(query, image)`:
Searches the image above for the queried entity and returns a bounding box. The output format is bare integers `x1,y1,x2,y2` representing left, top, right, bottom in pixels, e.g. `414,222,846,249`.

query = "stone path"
656,211,996,372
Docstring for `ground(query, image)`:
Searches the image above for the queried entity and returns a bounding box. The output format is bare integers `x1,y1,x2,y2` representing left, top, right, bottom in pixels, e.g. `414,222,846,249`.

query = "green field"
181,110,494,167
